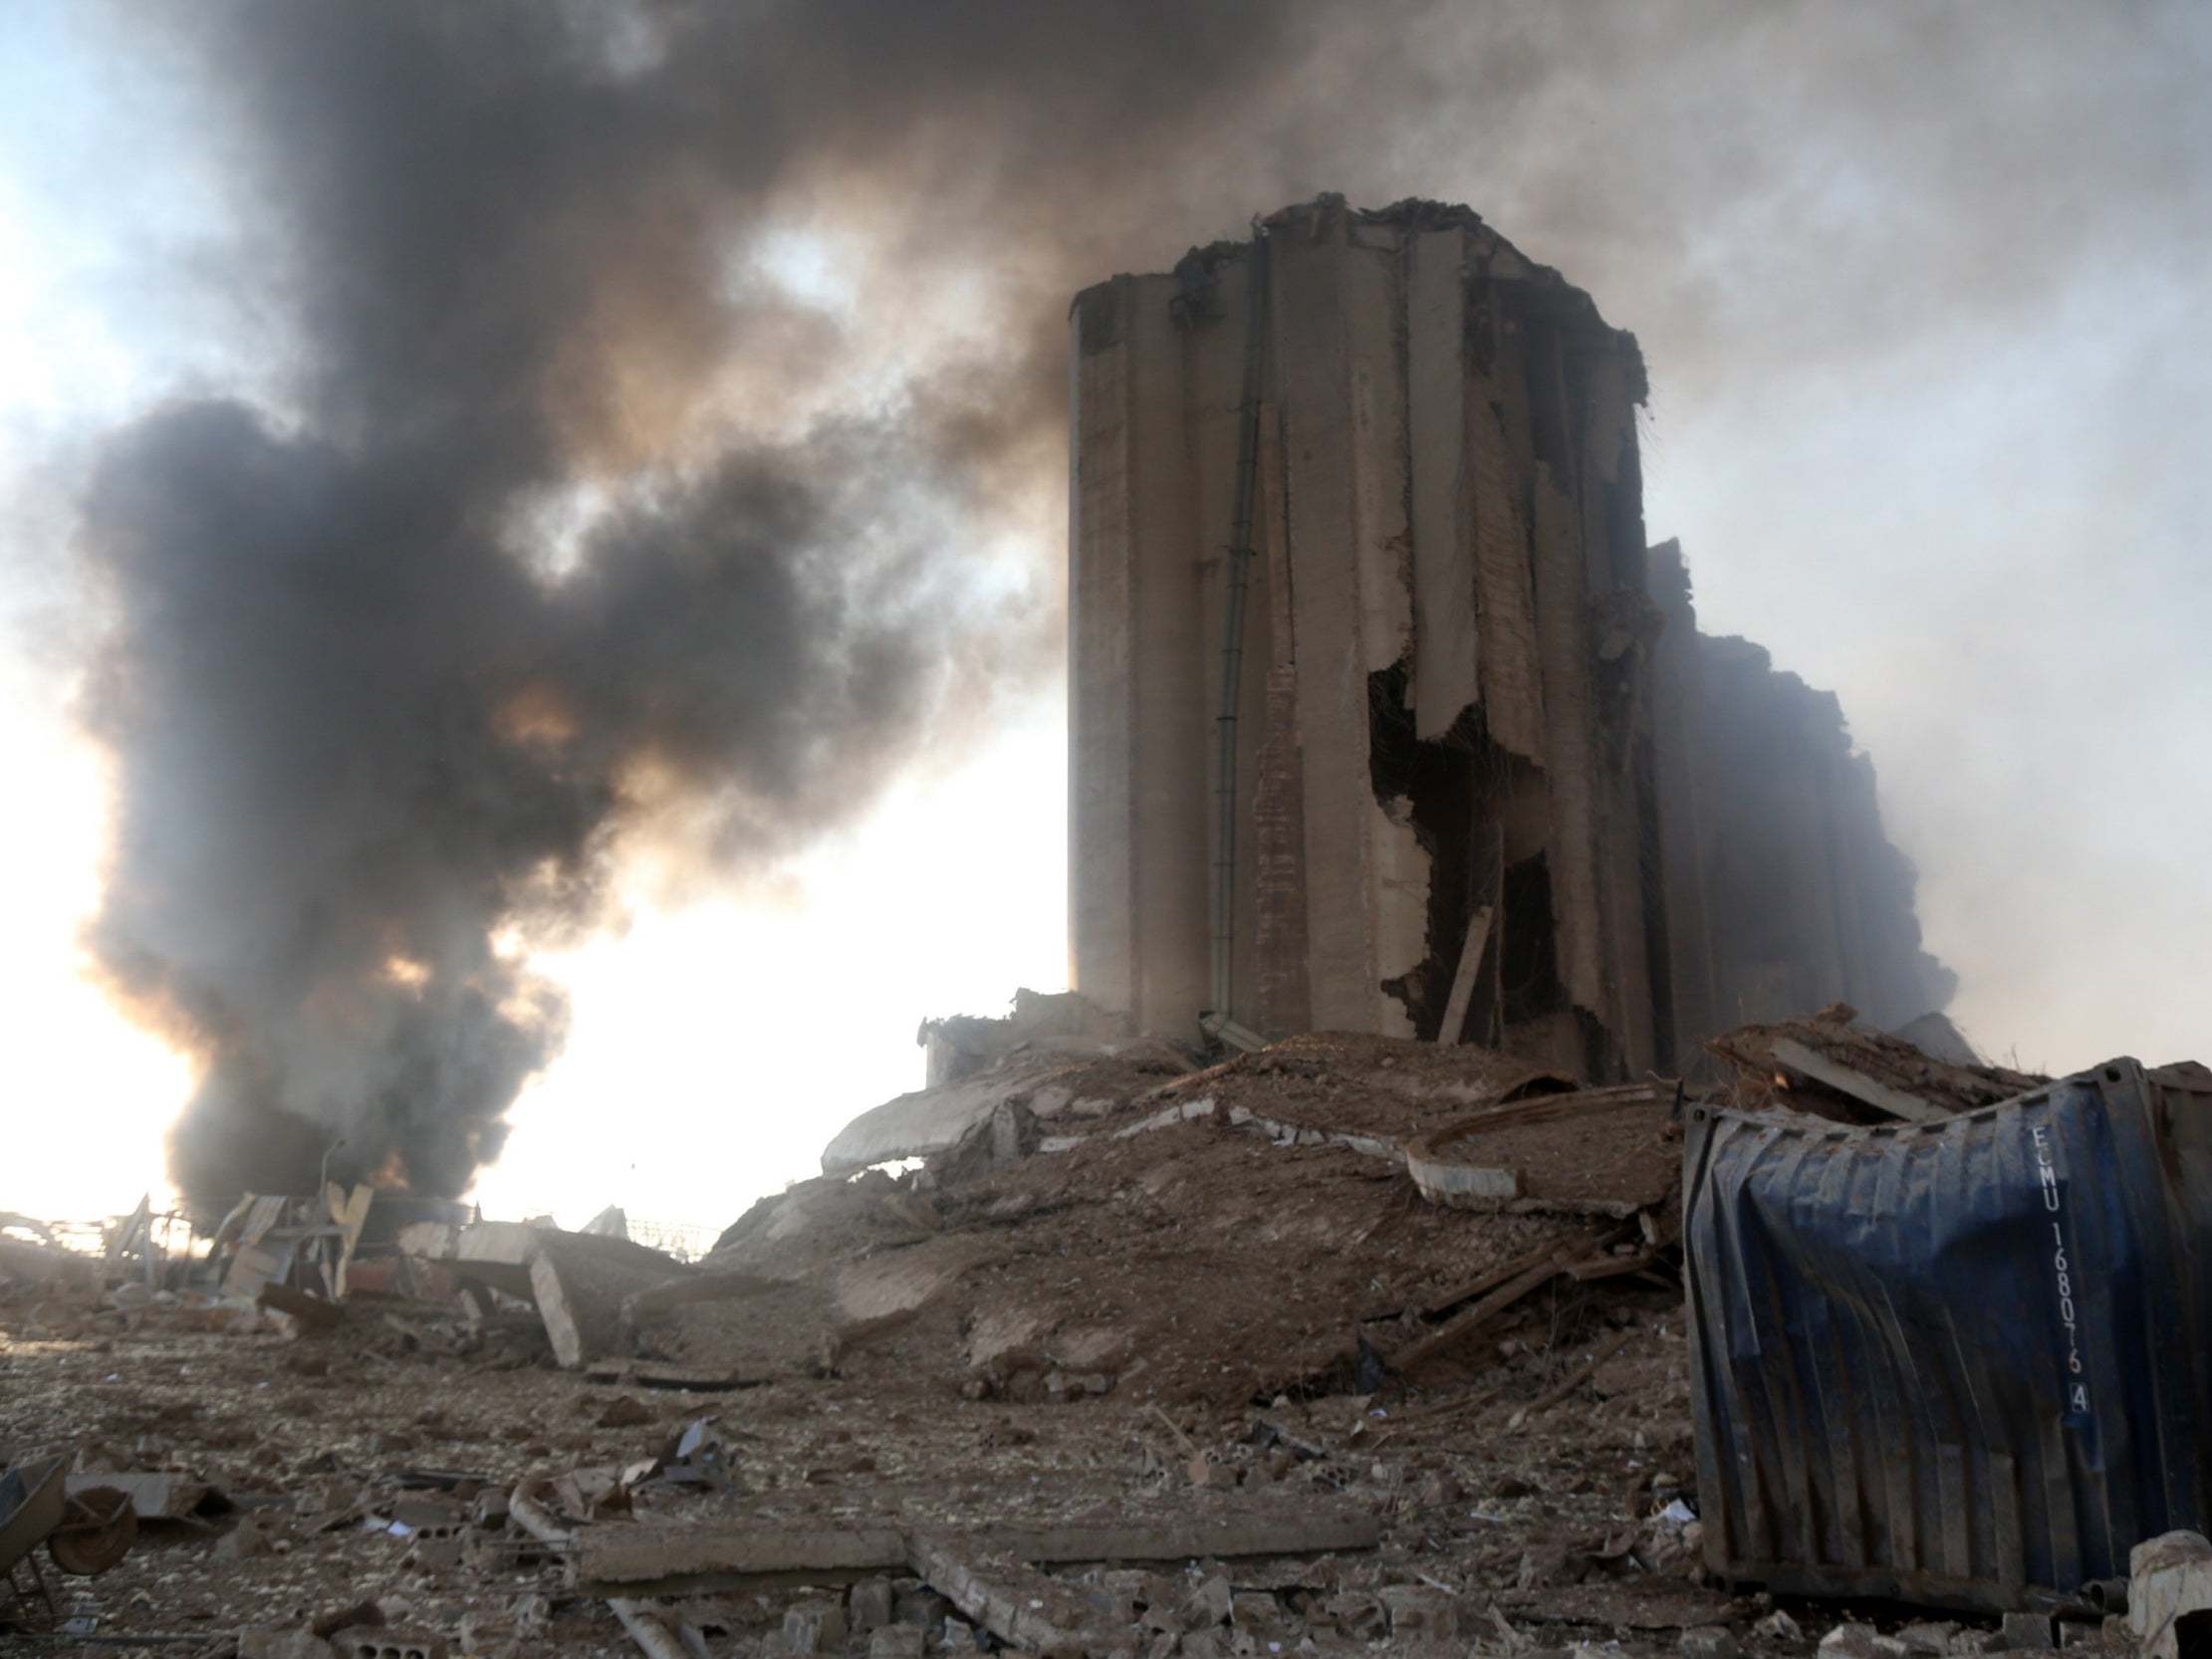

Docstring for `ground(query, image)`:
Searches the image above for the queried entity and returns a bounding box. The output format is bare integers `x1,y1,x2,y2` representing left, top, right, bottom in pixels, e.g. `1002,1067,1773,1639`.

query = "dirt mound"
651,1035,1631,1406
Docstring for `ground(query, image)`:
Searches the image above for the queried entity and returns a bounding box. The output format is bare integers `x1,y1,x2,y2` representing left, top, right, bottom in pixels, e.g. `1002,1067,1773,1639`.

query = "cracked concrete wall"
1069,197,1669,1071
1659,622,1957,1036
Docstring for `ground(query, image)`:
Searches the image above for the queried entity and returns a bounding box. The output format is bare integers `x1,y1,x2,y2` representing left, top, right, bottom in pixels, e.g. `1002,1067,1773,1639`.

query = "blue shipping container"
1683,1059,2212,1610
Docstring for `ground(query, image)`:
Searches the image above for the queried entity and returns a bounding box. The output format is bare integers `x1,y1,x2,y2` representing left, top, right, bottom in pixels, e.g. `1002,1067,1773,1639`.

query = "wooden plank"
1419,1233,1595,1321
1436,904,1494,1047
571,1525,909,1592
1389,1254,1569,1373
1511,1328,1636,1420
1770,1037,1950,1124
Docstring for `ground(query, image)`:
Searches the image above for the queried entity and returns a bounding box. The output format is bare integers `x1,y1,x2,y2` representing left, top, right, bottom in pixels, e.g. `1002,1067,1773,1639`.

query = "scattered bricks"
784,1598,849,1656
2002,1613,2056,1651
392,1499,465,1539
1184,1575,1234,1629
1681,1627,1741,1659
850,1576,895,1633
341,1635,448,1659
2134,1534,2212,1659
868,1627,925,1659
1379,1585,1458,1640
406,1536,463,1572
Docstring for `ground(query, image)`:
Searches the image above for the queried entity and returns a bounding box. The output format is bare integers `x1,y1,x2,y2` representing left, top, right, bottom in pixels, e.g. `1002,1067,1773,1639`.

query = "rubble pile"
0,1008,2195,1658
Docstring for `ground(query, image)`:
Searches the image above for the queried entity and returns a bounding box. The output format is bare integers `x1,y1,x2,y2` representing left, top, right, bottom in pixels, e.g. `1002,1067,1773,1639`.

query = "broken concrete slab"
571,1524,909,1596
399,1219,688,1369
907,1535,1114,1654
2131,1531,2212,1659
918,988,1134,1086
569,1509,1380,1598
822,1040,1176,1175
1706,1004,2042,1124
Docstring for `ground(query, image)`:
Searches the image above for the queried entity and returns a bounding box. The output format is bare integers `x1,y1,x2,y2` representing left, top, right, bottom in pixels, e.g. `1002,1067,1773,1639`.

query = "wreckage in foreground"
5,1004,2211,1652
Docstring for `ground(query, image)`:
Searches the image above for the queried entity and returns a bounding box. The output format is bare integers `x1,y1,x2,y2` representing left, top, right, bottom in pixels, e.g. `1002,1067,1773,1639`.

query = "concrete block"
239,1633,337,1659
893,1584,951,1630
868,1627,924,1659
337,1635,448,1659
1379,1585,1457,1639
1231,1591,1281,1630
1821,1625,1907,1659
1680,1627,1741,1659
1183,1574,1233,1629
784,1598,849,1656
2131,1530,2212,1659
2001,1612,2055,1650
1897,1622,1960,1654
850,1576,895,1633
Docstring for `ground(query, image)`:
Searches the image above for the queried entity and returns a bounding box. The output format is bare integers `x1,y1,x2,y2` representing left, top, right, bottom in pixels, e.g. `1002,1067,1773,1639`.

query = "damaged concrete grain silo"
1069,195,1952,1078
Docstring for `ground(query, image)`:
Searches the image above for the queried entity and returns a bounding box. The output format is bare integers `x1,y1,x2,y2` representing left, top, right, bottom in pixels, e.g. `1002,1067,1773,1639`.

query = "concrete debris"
1402,1080,1681,1217
917,988,1137,1086
1705,1002,2042,1123
1822,1623,1911,1659
821,1029,1188,1176
2131,1531,2212,1659
0,957,2176,1646
396,1217,689,1368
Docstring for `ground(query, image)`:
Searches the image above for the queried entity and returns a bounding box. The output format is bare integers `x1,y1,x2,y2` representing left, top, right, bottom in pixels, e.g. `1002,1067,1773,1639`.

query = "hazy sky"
2,0,2205,1228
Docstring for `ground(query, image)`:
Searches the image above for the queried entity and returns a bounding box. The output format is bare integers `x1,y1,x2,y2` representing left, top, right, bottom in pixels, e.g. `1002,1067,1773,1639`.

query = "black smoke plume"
82,0,1425,1199
80,0,2193,1196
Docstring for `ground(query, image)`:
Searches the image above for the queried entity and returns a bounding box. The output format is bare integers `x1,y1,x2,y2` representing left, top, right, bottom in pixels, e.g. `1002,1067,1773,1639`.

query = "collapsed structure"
11,196,2200,1658
1069,196,1949,1077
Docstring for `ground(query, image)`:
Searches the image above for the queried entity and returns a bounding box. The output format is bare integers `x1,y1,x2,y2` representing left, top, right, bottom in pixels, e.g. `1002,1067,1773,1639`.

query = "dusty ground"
0,1030,2100,1657
0,1258,2057,1659
0,1275,1735,1655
